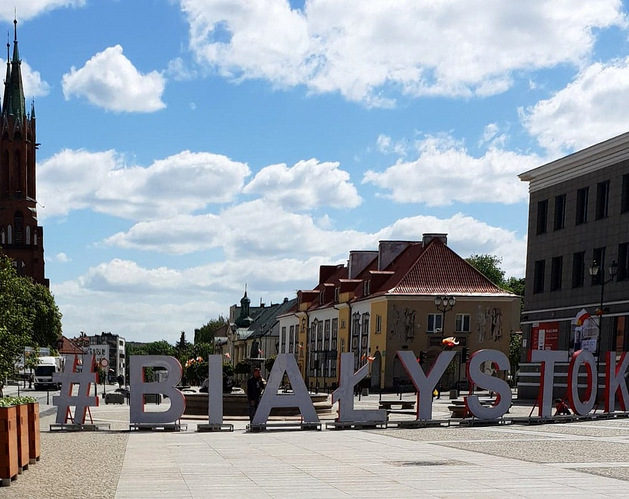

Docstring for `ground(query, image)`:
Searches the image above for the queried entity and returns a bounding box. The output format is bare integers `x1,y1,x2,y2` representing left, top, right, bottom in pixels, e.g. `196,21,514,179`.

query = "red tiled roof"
389,239,513,296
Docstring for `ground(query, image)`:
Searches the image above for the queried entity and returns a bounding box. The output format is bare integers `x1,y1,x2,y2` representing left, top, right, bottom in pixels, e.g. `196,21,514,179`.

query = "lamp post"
588,259,617,396
434,295,456,394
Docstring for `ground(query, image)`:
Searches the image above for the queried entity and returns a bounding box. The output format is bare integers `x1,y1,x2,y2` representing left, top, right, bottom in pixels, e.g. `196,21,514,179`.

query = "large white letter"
531,350,569,418
208,355,223,425
605,352,629,413
397,350,456,420
253,354,318,425
129,355,185,424
465,349,511,420
332,352,386,423
567,349,597,415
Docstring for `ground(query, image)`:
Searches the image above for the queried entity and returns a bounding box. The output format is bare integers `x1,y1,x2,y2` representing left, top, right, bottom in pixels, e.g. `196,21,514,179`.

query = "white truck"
33,356,64,390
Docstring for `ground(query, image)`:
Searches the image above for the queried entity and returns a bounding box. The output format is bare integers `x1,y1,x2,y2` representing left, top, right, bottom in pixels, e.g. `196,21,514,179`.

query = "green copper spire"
2,18,25,121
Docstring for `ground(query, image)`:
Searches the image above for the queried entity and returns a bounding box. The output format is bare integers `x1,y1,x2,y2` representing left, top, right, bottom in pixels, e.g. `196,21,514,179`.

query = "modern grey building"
519,132,629,368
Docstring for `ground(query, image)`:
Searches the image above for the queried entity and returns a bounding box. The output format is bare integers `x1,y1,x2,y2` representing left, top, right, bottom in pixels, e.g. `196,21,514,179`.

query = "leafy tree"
504,276,525,297
0,257,32,391
466,254,506,287
191,342,213,359
509,332,523,384
145,340,176,356
194,316,226,344
30,283,63,347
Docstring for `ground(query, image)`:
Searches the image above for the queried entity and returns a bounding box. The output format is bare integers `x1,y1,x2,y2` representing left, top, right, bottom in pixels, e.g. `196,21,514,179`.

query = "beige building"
279,234,521,390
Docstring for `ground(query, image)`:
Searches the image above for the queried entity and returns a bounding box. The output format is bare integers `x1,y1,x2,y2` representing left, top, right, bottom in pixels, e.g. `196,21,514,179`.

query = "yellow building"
278,234,520,390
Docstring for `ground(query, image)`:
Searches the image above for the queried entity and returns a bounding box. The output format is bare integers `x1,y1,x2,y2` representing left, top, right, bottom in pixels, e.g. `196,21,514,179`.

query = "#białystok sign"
53,349,629,427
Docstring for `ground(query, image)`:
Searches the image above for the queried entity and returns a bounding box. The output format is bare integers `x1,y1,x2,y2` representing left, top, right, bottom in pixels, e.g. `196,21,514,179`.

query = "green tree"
0,256,33,391
145,340,176,356
194,316,226,344
466,254,506,287
504,276,525,297
29,282,63,348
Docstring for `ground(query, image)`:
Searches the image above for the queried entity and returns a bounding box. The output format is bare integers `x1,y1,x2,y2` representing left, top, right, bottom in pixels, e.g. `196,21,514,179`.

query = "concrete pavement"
2,390,629,497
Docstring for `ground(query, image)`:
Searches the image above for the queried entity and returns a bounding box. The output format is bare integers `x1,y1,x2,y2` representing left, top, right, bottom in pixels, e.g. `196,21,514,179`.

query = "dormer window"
334,287,339,303
363,280,370,295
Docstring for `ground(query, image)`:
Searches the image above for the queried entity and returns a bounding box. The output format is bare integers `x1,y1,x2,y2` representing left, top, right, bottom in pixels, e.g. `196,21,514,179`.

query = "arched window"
14,212,24,245
7,224,12,244
0,228,5,245
25,225,31,245
1,150,8,194
33,231,37,246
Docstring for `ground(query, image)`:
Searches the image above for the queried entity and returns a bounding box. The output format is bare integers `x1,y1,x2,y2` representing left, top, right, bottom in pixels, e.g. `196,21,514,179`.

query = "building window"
13,212,23,245
25,226,30,245
334,287,339,303
363,280,370,296
0,228,4,245
592,247,606,285
533,260,545,294
324,319,330,355
455,314,470,333
7,224,11,244
281,326,286,353
427,313,443,333
618,243,629,281
576,187,588,225
553,194,566,230
289,325,295,354
596,180,610,219
375,314,382,334
572,251,585,288
550,256,563,291
536,199,548,234
622,174,629,213
331,318,338,350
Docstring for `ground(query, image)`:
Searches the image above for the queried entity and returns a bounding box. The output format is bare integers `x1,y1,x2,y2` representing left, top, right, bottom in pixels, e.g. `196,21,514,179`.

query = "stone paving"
2,389,629,497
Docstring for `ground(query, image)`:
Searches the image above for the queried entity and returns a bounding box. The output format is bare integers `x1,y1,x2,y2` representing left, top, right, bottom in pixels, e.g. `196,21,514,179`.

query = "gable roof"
388,238,513,296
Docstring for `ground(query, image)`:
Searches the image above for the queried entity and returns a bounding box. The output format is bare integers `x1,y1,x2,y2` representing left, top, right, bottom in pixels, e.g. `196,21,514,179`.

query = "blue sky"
3,1,629,343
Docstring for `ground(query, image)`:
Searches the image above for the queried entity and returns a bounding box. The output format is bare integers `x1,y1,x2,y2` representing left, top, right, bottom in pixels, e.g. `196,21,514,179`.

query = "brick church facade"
0,20,47,286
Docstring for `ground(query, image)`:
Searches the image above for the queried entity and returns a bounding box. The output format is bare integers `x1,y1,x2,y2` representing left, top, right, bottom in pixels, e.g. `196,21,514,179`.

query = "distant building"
73,332,126,383
279,234,520,390
226,292,297,373
0,20,47,286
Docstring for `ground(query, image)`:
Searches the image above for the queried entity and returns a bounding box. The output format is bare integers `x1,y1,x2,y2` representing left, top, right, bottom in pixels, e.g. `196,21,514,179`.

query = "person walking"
247,367,266,422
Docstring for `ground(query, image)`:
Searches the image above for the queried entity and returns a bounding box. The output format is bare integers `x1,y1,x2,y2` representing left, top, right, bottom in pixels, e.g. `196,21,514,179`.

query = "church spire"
2,17,25,121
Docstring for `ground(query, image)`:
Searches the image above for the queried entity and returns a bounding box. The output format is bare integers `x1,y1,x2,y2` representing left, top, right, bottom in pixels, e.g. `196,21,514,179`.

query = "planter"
0,406,18,486
15,404,29,473
27,402,40,463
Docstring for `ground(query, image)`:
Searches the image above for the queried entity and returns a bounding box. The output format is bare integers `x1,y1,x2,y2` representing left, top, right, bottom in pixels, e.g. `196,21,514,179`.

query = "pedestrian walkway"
2,391,629,498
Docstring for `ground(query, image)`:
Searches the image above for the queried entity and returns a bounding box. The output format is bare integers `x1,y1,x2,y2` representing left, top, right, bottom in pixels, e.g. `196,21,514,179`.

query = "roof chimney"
378,241,412,270
348,251,378,279
422,233,447,247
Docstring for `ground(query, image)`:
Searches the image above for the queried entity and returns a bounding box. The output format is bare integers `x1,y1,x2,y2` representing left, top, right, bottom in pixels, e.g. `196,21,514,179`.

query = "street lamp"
434,295,456,335
434,295,457,395
588,259,617,395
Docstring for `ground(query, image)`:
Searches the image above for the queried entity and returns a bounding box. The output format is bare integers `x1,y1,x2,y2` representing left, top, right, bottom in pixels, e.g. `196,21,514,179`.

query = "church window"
25,226,31,245
1,228,4,244
7,225,12,244
14,212,24,244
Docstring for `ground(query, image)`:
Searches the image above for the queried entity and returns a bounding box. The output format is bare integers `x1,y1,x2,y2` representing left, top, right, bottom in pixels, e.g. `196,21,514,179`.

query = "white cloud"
37,149,250,221
522,57,629,155
363,135,541,206
180,0,624,105
0,1,85,21
56,211,525,341
243,159,361,210
61,45,166,112
166,57,197,81
55,252,70,263
0,58,50,98
103,202,526,277
104,199,371,257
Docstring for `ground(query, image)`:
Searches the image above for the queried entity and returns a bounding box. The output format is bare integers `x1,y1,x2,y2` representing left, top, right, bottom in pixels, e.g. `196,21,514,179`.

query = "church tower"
0,20,47,286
